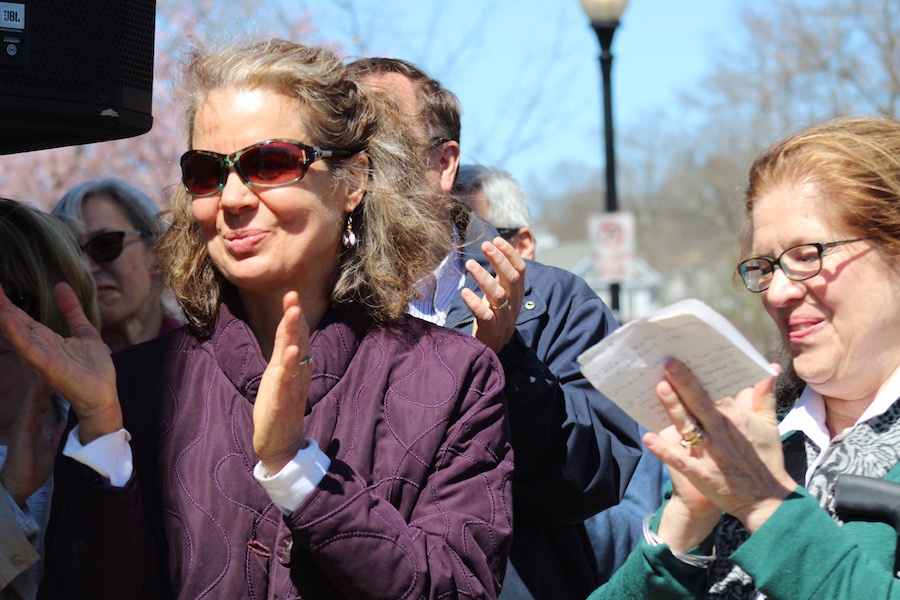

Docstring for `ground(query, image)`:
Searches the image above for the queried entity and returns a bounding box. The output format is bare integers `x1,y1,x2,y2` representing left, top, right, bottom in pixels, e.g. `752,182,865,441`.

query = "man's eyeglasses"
81,231,144,264
495,228,521,242
430,137,452,148
737,238,866,292
180,139,354,198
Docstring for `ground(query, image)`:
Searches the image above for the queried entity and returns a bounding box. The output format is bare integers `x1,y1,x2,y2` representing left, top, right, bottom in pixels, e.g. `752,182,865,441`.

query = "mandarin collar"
211,294,369,405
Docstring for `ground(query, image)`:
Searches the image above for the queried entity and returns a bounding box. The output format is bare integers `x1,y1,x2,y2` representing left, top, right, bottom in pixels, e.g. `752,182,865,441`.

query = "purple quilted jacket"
39,299,513,599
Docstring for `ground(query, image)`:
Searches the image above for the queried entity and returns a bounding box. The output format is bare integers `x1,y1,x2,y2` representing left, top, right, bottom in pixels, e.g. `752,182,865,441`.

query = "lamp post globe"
578,0,630,23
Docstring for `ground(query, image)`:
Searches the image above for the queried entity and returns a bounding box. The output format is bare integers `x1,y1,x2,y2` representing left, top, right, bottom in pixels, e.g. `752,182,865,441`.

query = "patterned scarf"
703,398,900,599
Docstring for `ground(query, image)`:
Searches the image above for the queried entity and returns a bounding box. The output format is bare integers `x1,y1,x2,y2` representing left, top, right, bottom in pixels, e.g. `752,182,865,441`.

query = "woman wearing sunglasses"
590,117,900,600
0,39,512,599
0,198,100,599
52,179,182,351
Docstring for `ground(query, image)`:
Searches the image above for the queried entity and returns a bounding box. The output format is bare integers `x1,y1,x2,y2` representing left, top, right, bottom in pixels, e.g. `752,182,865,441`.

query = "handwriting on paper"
578,299,776,432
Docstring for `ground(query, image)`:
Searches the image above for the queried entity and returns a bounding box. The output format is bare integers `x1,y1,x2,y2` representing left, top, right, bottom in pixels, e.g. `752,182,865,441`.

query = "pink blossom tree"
0,1,318,210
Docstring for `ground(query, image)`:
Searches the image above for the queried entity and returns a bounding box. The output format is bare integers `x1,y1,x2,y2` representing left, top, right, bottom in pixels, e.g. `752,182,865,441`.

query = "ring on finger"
679,425,706,449
297,353,314,367
489,298,509,311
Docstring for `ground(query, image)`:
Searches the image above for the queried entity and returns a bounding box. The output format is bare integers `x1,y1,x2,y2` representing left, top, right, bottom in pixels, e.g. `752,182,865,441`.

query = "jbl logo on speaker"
0,2,26,64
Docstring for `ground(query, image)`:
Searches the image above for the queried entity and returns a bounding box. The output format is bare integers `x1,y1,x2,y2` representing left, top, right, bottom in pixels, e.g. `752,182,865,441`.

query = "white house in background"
533,236,664,324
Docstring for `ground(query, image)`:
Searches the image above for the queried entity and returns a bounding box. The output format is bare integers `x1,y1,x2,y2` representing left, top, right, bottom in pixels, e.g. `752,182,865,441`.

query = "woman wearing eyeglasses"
52,179,182,351
589,116,900,600
0,40,512,599
0,198,100,599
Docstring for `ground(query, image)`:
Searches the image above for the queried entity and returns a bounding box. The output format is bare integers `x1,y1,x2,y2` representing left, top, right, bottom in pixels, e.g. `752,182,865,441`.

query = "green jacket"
588,458,900,599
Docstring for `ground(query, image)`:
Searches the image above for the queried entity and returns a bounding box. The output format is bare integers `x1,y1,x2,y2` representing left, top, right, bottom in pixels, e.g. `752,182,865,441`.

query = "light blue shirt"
408,241,465,327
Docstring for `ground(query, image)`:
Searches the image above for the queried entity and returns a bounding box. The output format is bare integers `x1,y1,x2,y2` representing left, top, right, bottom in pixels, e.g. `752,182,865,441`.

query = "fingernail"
666,360,685,376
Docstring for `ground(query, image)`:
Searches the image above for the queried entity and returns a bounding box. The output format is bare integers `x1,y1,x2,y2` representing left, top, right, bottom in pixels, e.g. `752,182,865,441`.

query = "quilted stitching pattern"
43,304,513,600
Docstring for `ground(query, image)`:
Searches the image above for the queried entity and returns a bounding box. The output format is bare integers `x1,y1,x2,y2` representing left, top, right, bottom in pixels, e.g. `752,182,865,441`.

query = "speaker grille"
0,0,155,96
0,0,156,154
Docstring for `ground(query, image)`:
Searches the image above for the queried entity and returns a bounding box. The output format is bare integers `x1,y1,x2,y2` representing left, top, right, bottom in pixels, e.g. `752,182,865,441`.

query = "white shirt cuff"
253,439,331,514
62,426,134,487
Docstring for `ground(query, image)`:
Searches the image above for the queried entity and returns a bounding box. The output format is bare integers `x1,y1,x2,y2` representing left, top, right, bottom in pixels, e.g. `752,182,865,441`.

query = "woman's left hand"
253,292,312,475
644,359,798,534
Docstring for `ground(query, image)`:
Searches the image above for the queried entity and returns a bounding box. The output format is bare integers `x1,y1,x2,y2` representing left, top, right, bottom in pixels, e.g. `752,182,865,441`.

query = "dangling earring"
342,213,357,249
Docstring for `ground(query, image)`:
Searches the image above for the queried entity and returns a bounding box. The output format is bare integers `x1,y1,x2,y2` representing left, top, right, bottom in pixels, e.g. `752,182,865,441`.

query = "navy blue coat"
446,213,643,599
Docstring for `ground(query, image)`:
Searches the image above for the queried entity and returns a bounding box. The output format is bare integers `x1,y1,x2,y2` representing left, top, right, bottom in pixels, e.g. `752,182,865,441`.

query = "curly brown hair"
158,39,453,333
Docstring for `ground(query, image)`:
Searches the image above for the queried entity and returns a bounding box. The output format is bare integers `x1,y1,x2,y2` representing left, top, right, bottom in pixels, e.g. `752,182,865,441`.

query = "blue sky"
295,1,740,201
613,1,735,128
212,0,746,211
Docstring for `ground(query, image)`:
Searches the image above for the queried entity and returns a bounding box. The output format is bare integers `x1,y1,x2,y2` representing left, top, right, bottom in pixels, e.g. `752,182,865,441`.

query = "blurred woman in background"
0,198,99,599
52,179,180,351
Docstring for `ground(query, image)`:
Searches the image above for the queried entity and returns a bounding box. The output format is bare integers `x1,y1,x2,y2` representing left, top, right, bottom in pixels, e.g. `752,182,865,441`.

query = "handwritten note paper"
577,298,776,432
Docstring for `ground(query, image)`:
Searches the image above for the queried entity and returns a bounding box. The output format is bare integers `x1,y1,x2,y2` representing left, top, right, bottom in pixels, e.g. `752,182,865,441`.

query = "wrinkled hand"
644,360,796,534
253,292,312,475
461,237,526,353
651,424,722,551
0,378,66,508
0,283,120,444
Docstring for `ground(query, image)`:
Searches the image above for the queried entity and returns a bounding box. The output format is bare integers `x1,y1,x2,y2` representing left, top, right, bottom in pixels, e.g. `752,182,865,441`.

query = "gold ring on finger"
679,425,706,449
489,298,509,311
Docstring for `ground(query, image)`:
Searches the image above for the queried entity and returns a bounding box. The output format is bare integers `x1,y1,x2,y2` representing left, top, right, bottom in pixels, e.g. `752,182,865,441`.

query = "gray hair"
453,165,532,230
52,178,165,240
159,39,453,332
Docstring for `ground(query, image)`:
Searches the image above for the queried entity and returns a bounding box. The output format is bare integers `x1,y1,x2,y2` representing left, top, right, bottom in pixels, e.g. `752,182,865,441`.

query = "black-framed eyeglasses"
81,230,144,264
737,238,866,293
430,136,452,148
180,138,355,198
495,227,521,242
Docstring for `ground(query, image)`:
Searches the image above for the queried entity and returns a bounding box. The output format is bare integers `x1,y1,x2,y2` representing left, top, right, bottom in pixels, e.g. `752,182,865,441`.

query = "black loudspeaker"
0,0,156,155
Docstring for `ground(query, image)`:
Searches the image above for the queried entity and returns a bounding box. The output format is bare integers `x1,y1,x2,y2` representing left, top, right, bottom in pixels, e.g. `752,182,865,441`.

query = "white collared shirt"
778,366,900,485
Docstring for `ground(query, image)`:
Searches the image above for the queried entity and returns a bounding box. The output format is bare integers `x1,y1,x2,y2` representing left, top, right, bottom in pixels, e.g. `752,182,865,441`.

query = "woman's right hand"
645,360,795,541
0,282,122,443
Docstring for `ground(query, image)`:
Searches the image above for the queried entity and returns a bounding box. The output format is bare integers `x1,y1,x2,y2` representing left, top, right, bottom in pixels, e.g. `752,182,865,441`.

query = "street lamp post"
579,0,629,315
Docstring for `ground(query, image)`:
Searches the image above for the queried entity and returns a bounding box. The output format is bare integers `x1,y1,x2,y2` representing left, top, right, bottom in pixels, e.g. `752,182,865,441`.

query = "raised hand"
0,283,121,444
461,236,526,353
0,378,66,507
644,360,796,535
253,291,312,475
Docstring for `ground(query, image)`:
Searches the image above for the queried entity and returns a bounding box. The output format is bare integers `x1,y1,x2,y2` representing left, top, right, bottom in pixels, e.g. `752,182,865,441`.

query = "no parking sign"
589,212,635,282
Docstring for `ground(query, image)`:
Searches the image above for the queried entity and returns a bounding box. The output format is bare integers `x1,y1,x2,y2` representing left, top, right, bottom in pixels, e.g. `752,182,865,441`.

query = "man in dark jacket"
348,58,645,599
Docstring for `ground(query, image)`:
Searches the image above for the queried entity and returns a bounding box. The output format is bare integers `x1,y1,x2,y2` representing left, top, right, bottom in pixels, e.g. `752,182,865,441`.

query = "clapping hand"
461,237,526,353
0,378,66,508
0,283,121,444
645,359,796,535
253,291,312,476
